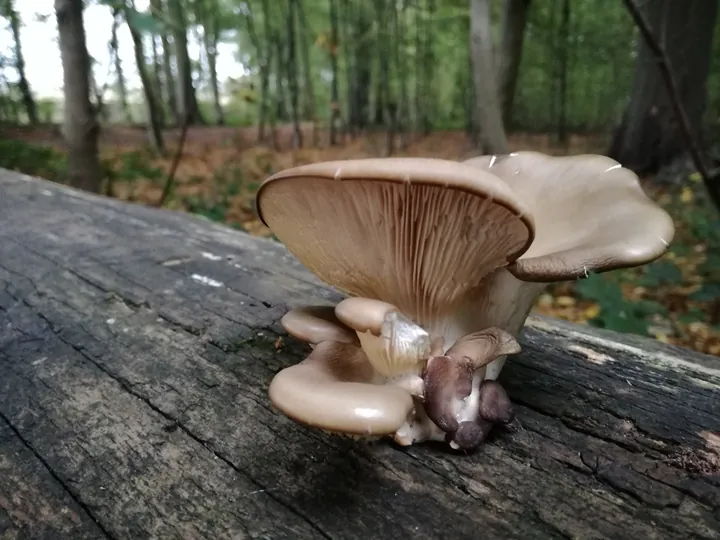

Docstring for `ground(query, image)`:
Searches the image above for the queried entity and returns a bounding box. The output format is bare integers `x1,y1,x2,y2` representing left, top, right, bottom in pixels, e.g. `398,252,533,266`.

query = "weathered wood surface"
0,169,718,540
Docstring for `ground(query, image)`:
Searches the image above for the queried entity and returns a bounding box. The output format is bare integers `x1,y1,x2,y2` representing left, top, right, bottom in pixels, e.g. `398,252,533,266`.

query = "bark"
167,0,204,125
110,9,132,124
608,0,719,174
1,167,720,540
470,0,509,154
7,1,38,125
497,0,530,129
125,6,165,155
55,0,103,193
328,0,341,145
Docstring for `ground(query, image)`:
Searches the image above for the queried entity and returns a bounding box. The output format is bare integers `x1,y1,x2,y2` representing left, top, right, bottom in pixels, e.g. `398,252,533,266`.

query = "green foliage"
0,139,67,179
110,149,164,183
574,273,668,336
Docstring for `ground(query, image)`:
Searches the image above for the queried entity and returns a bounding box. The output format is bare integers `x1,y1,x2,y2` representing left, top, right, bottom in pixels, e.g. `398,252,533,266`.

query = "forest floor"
3,122,719,357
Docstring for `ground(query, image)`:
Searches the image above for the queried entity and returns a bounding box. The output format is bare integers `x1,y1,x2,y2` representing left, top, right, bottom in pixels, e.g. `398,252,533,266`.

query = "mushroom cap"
281,305,359,345
268,340,414,435
334,297,399,336
256,158,534,324
463,152,675,281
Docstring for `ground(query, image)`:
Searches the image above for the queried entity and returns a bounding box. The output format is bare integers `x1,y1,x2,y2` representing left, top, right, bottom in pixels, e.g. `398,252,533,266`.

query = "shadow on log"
0,168,718,540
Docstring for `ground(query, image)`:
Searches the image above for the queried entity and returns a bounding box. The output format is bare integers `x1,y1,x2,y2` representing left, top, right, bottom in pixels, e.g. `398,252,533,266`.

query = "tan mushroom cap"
334,297,399,336
256,158,535,325
268,340,414,435
463,152,675,281
281,305,359,345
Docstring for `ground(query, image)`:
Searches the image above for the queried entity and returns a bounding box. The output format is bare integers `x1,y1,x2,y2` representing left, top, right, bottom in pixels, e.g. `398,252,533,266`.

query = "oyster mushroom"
255,154,674,452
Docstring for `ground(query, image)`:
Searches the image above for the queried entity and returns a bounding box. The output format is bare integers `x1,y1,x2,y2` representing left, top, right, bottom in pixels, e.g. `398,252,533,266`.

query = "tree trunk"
394,0,409,150
348,3,371,132
203,5,225,125
7,1,38,125
150,33,166,127
297,0,318,145
470,0,509,154
125,7,164,155
497,0,530,130
421,0,435,135
167,0,204,125
557,0,570,144
154,0,178,125
608,0,719,174
287,0,303,148
110,9,133,125
328,0,341,145
54,0,103,193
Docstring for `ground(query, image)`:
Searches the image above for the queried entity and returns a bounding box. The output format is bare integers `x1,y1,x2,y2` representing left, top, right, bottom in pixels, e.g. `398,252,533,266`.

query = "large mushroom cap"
463,152,675,281
256,158,534,324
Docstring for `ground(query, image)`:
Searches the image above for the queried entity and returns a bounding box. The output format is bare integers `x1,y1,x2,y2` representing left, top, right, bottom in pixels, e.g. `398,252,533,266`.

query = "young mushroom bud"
422,327,520,447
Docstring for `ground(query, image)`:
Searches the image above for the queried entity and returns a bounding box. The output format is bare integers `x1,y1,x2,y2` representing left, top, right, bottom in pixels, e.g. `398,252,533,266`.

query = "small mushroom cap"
268,340,414,435
256,158,534,325
463,152,675,281
446,327,521,369
334,297,399,336
281,305,359,345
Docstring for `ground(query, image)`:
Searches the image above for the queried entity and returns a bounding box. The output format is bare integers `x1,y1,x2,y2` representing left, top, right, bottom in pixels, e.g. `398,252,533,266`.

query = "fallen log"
0,168,718,540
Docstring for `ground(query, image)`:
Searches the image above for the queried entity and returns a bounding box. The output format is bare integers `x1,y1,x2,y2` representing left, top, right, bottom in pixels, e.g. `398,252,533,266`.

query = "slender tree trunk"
150,33,165,126
7,1,38,125
470,0,509,154
340,0,354,138
328,0,341,145
349,2,371,132
54,0,103,193
609,0,719,174
154,0,178,124
167,0,204,124
497,0,530,129
297,0,318,145
110,9,133,124
125,7,164,155
421,0,436,135
202,3,225,125
394,0,409,150
557,0,570,144
287,0,303,148
245,0,270,142
374,0,394,155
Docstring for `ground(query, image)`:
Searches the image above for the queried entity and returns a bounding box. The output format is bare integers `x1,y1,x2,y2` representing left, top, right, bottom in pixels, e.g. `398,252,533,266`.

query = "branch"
622,0,720,211
156,114,190,207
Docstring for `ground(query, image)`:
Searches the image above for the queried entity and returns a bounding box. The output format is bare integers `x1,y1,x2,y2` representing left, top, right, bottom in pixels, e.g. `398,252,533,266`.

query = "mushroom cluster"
255,151,675,452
